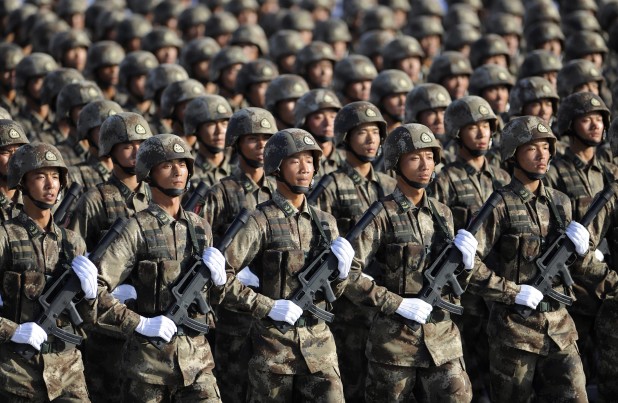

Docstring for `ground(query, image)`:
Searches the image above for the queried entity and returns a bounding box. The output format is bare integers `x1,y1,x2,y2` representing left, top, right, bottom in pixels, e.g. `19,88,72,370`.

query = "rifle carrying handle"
89,217,129,262
183,181,208,212
217,208,251,252
54,182,82,225
307,175,334,205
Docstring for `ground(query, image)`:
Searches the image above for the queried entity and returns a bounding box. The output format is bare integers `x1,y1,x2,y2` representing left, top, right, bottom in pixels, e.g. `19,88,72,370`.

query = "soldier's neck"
277,184,305,209
397,178,425,206
239,160,263,184
199,147,225,167
346,152,372,178
570,137,596,164
0,181,15,200
27,98,49,120
513,169,541,194
23,199,53,231
102,86,116,101
152,189,182,220
98,156,113,171
459,147,485,171
320,141,333,159
112,166,139,191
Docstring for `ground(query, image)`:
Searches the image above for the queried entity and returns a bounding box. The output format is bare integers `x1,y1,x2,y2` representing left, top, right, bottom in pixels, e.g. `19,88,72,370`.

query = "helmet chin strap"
460,138,491,157
276,172,314,195
514,160,550,180
311,134,335,144
23,190,56,210
149,178,189,197
383,109,404,124
197,138,225,155
345,142,377,163
111,156,137,175
572,131,602,147
238,148,264,168
397,168,435,189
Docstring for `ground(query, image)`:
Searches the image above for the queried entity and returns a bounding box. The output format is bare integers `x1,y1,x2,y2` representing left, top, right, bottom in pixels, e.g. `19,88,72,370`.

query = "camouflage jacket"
190,149,235,188
0,189,22,223
15,107,54,143
317,147,346,179
67,155,112,193
55,136,88,167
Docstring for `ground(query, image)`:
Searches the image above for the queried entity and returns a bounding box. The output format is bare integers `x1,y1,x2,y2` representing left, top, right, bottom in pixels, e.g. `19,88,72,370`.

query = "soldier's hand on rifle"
565,221,590,256
135,315,177,342
72,255,98,299
202,247,227,286
515,285,543,309
331,237,354,279
396,298,433,324
453,229,478,271
267,300,303,325
237,267,260,288
111,284,137,303
10,322,47,350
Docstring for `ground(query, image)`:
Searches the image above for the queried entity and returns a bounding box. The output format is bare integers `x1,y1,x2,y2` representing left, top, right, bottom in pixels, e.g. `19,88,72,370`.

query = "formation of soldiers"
1,0,618,402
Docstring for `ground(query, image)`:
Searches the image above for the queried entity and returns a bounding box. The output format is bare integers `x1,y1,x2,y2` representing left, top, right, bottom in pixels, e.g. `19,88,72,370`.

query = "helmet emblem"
537,123,548,133
436,93,446,102
479,105,490,115
173,143,185,153
590,98,601,106
217,104,228,114
303,136,315,145
293,83,303,92
135,124,146,134
542,85,551,93
498,71,508,80
260,118,272,128
263,66,273,76
192,85,202,94
8,129,20,139
44,151,58,161
108,110,117,116
145,59,156,68
363,65,372,74
457,60,467,69
365,108,377,117
45,62,54,71
420,132,432,143
590,68,599,76
88,87,99,97
399,78,408,87
323,94,334,103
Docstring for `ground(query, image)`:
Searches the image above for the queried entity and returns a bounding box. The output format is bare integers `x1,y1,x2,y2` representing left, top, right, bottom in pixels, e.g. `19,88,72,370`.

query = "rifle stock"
183,181,208,213
54,183,82,225
307,175,334,205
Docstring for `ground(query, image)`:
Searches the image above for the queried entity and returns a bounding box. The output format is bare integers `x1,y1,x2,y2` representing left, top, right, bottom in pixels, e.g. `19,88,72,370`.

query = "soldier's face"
418,108,446,136
331,41,348,61
247,82,269,108
27,76,45,100
502,34,520,56
574,81,599,96
420,35,441,59
63,47,87,72
239,44,260,62
542,72,558,91
573,112,604,145
306,109,337,139
583,53,604,70
459,121,492,152
482,85,510,113
129,75,147,98
239,133,270,163
515,139,551,175
151,158,189,191
198,119,228,149
348,123,381,160
399,149,435,186
397,57,422,83
306,60,333,89
483,55,508,68
24,167,61,204
279,151,315,189
539,39,562,57
220,63,243,91
276,100,297,126
111,140,142,168
155,47,179,65
192,61,210,83
346,80,372,102
382,93,406,121
97,65,120,87
0,144,19,175
523,99,554,123
442,75,469,100
277,55,296,74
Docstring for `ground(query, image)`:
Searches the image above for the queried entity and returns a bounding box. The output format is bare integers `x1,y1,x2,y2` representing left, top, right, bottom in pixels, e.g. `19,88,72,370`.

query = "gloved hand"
72,255,98,299
135,315,177,342
331,237,354,279
267,300,303,325
111,284,137,303
566,221,590,256
594,249,605,262
10,322,47,350
515,285,543,309
395,298,433,324
237,267,260,288
453,229,478,271
202,247,226,286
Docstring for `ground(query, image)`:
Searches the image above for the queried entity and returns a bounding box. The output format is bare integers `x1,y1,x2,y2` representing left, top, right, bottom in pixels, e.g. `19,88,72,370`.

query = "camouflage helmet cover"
85,41,125,77
77,100,123,140
370,69,414,106
268,30,305,62
180,37,221,72
8,142,68,190
56,80,104,120
427,51,472,84
381,36,425,70
294,41,336,75
159,78,207,119
334,101,387,145
468,64,515,96
557,59,604,99
234,58,279,95
518,49,562,79
405,83,452,123
0,120,29,148
445,95,497,139
264,74,310,113
469,34,510,68
229,24,269,56
263,128,322,175
209,46,248,82
383,123,442,171
508,76,559,117
119,51,160,89
144,63,189,101
225,107,277,147
142,27,184,54
99,112,153,156
183,94,233,135
500,115,556,161
332,54,378,95
15,53,58,90
40,68,84,106
0,43,24,72
136,133,195,182
556,91,610,136
294,88,342,128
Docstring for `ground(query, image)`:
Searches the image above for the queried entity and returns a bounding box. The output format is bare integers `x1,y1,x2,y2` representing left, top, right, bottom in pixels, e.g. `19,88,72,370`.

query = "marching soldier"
0,120,29,222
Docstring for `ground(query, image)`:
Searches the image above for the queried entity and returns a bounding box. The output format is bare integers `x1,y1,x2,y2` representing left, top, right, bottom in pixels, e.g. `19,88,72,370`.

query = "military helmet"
412,0,445,17
152,0,184,27
294,88,342,128
203,11,238,38
93,9,124,42
444,24,482,52
0,120,29,148
491,0,524,16
294,42,337,76
405,16,444,40
370,70,414,106
159,79,206,119
8,143,68,190
468,64,515,96
360,6,395,34
444,4,481,29
564,31,608,62
560,0,597,15
209,46,248,83
31,15,70,54
263,128,322,176
5,5,38,48
609,117,618,157
518,49,562,79
264,74,310,113
0,0,20,18
334,101,387,146
557,59,604,99
427,51,472,84
225,107,277,147
355,30,396,59
56,0,87,18
485,12,523,37
49,29,91,64
116,15,152,49
280,9,315,32
268,30,305,63
229,24,269,56
500,116,556,161
562,10,602,38
524,2,561,27
15,53,58,91
119,51,159,90
180,37,221,72
525,22,564,50
300,0,335,12
445,95,497,139
382,36,425,70
99,112,153,157
40,68,84,107
184,95,233,136
599,1,618,31
556,92,610,137
177,5,211,34
225,0,258,16
405,83,452,123
142,27,183,54
0,43,24,72
56,81,104,121
508,76,559,117
136,134,194,182
234,59,279,95
332,55,378,97
313,19,352,44
383,123,442,171
77,100,123,141
144,64,189,101
469,34,510,69
85,41,125,77
0,107,11,120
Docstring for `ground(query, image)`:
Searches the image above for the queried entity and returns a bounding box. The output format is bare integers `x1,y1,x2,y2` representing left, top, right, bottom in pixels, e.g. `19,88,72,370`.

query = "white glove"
515,285,544,309
135,315,177,342
202,247,226,286
72,255,98,299
267,300,303,325
237,266,260,288
111,284,137,303
594,249,605,262
10,322,47,350
453,229,478,271
395,298,433,324
331,237,354,279
565,221,590,256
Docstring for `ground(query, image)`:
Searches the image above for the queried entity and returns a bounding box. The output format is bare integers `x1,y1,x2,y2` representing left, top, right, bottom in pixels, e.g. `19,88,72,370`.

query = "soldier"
177,5,210,42
354,30,395,73
443,24,481,58
268,30,305,75
342,123,476,402
557,59,605,100
0,44,24,118
508,76,559,126
294,89,345,177
159,78,207,140
119,51,160,119
332,55,378,106
209,46,248,112
180,37,220,94
116,14,152,53
469,34,511,69
314,101,397,401
221,128,353,401
144,64,190,135
280,9,315,45
0,142,98,402
40,68,85,126
0,120,29,222
294,41,337,90
94,133,226,402
204,11,238,48
470,116,589,402
142,27,183,65
183,95,235,188
234,58,279,109
84,41,125,103
524,22,564,57
49,29,91,73
313,19,352,61
381,36,425,84
265,74,310,130
406,16,444,74
427,51,473,101
468,64,515,131
518,50,562,92
229,24,269,62
370,70,414,134
200,107,277,403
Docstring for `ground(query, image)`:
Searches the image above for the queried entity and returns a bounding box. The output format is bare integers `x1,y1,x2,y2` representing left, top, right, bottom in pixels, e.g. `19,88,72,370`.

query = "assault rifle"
54,182,82,225
149,208,251,349
273,200,384,334
17,217,128,359
306,175,334,205
514,184,617,318
404,191,502,331
183,181,208,213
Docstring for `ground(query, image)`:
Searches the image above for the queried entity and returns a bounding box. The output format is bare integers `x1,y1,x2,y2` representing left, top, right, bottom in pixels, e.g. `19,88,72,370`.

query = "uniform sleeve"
428,171,454,205
202,184,227,236
316,176,336,214
0,229,19,342
66,189,106,251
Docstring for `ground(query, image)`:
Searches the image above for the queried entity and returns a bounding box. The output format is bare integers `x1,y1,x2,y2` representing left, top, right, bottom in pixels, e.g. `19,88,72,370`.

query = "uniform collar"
272,190,310,218
147,202,189,225
16,211,59,238
564,147,603,171
392,186,430,212
341,160,376,184
509,177,549,203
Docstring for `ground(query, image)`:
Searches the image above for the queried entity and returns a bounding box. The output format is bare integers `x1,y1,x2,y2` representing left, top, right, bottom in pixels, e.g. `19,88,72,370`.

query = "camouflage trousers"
595,298,618,401
489,342,588,403
247,362,343,402
122,374,221,403
83,332,125,403
365,358,472,403
214,331,251,403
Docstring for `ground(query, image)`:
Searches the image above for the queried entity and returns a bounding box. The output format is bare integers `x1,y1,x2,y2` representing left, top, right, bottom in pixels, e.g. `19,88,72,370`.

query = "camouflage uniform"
0,143,91,402
344,124,472,403
95,134,221,402
469,117,587,402
0,120,29,222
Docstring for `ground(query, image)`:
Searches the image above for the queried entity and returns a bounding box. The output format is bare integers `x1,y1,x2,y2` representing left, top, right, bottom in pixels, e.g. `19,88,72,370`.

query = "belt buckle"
39,341,51,354
538,301,550,312
296,317,307,327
